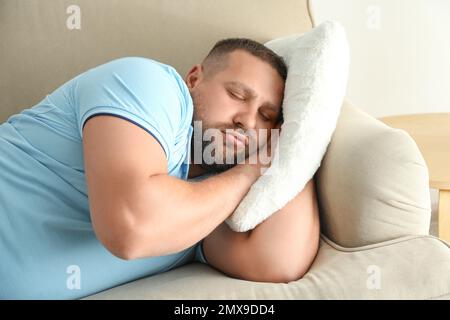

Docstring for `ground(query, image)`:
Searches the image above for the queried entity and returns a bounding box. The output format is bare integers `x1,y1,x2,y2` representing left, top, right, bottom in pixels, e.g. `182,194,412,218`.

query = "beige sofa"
1,0,449,299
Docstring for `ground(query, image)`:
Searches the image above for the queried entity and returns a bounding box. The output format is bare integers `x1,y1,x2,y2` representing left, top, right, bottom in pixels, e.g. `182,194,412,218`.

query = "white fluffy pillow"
225,20,350,232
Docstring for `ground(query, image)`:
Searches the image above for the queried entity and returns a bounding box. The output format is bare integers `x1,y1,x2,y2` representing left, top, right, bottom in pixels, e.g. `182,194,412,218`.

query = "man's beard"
190,90,255,174
191,126,251,174
200,134,248,173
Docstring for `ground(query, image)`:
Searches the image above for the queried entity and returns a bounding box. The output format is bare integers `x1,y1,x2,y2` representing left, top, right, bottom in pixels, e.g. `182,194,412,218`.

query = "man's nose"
233,109,257,130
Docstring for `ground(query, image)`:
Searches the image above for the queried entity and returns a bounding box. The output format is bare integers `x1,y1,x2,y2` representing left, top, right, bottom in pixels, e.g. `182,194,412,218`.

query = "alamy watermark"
66,264,81,290
366,264,381,290
66,5,81,30
366,5,382,31
189,121,281,175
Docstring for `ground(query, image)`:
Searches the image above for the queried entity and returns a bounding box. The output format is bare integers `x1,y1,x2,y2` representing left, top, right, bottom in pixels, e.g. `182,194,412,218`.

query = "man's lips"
222,130,248,147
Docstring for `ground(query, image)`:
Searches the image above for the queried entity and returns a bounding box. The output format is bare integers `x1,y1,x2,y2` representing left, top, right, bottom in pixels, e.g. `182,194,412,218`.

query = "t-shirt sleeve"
75,57,188,160
194,240,209,264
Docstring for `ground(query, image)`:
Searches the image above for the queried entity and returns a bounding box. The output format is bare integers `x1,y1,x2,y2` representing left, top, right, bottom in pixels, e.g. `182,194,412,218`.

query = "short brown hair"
202,38,287,82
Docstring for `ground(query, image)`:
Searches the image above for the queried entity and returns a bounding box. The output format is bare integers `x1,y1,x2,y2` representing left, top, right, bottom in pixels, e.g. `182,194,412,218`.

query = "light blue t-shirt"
0,57,207,299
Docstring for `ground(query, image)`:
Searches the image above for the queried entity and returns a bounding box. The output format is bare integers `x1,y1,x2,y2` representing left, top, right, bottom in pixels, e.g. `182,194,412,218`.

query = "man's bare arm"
202,178,320,283
82,115,260,260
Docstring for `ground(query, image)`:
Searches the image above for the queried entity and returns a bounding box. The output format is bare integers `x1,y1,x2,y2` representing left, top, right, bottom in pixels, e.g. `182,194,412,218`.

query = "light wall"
310,0,450,117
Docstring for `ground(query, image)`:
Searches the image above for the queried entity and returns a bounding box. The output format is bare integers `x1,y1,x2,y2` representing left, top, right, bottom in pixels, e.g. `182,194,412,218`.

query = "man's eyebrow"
225,81,279,112
225,81,256,98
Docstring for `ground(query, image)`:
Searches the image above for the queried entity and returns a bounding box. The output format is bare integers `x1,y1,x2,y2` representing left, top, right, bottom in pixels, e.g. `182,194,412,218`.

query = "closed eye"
228,90,245,101
259,112,271,122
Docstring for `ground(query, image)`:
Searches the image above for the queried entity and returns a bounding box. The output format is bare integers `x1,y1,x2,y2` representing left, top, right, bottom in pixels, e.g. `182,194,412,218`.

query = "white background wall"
310,0,450,118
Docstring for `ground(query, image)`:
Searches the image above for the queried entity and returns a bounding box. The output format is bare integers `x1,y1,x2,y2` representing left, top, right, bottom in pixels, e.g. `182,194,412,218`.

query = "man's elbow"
255,245,319,283
97,220,186,260
256,263,309,284
93,218,149,260
274,263,311,283
100,231,142,261
107,241,141,261
92,205,194,260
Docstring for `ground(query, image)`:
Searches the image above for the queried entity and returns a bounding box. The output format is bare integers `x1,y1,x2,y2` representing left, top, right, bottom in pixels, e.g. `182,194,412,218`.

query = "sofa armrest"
315,101,431,247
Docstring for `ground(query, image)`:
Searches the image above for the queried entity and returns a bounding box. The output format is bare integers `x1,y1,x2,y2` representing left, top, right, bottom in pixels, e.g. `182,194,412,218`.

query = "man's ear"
185,64,204,90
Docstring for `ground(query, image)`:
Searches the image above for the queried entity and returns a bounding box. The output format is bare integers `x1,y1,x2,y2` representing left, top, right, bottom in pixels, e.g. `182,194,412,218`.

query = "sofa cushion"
226,20,349,232
315,101,431,247
84,235,450,299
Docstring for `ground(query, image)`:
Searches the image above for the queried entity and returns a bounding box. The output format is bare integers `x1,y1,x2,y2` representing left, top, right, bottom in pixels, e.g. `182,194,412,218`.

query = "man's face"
185,49,284,173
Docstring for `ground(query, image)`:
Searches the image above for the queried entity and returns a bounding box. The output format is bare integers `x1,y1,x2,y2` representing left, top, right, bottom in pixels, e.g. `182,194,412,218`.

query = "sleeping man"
0,38,320,299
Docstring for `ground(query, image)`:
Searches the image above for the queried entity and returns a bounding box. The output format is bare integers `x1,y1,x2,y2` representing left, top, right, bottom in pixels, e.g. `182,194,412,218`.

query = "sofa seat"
85,235,450,300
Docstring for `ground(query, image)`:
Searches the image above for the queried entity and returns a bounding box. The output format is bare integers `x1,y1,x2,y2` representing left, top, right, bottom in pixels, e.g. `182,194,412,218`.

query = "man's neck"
187,163,207,179
188,135,208,179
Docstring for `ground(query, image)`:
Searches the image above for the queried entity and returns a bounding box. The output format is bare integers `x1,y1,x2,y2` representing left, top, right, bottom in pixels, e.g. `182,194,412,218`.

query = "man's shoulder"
103,56,180,80
79,56,180,86
108,56,167,69
79,56,192,108
107,57,191,105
